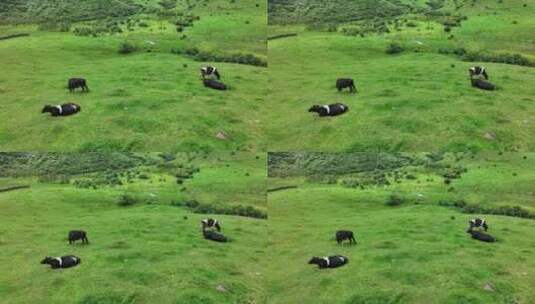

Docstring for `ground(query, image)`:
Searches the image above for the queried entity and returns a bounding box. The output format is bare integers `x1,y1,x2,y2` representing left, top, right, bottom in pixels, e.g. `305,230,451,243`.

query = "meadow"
266,0,535,152
267,152,535,304
0,0,267,152
0,152,267,304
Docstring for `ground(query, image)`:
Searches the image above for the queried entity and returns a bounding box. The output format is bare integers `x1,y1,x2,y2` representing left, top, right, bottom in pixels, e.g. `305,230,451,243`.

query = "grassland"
266,0,535,152
0,0,267,152
0,152,267,304
267,152,535,304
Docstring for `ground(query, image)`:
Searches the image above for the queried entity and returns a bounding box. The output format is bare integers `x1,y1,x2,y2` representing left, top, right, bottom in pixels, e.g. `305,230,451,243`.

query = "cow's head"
41,105,51,113
40,257,53,264
308,105,321,113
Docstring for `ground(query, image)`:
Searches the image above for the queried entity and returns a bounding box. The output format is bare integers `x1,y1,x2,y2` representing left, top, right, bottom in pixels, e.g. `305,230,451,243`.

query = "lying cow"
335,230,356,245
41,255,81,269
68,78,89,93
200,66,221,80
308,103,349,117
68,230,89,245
42,103,81,116
468,66,489,80
201,218,221,232
203,230,228,242
308,255,348,269
469,230,495,243
203,79,228,90
336,78,357,93
467,218,488,233
471,79,495,91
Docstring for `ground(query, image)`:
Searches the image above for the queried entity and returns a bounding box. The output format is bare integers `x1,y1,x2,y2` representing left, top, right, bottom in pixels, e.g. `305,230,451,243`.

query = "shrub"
118,41,137,54
386,42,404,54
117,194,138,207
385,194,405,206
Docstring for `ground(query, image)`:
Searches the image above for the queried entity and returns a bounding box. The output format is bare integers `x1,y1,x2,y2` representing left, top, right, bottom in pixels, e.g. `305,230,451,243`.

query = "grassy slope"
0,0,267,152
267,156,535,303
266,1,535,152
0,153,267,304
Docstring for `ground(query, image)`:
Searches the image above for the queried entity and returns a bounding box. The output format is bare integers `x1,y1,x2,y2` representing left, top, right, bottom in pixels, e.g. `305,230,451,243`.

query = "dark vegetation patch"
438,47,534,67
0,152,150,178
267,185,298,192
438,199,535,219
172,47,267,67
267,33,298,40
0,185,30,192
0,0,143,25
0,33,29,40
171,199,267,219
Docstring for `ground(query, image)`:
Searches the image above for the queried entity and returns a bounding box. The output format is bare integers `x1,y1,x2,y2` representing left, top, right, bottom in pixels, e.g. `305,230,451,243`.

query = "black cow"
201,218,221,232
468,66,489,80
200,66,221,80
42,103,81,116
471,79,495,91
308,103,349,117
469,230,495,243
68,78,89,93
335,230,356,245
68,230,89,245
308,255,348,269
41,255,81,269
203,79,228,90
467,218,488,233
336,78,357,93
203,230,228,242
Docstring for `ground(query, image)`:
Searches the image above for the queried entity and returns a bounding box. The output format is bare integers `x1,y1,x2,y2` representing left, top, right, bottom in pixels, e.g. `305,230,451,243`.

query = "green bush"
385,194,405,206
117,194,139,207
118,41,137,54
386,42,404,54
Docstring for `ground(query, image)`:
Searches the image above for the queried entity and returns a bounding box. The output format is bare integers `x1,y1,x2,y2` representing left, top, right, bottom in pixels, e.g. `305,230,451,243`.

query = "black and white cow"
68,78,89,92
469,230,495,243
41,103,81,116
308,103,349,117
41,255,81,269
336,78,357,93
308,255,348,269
335,230,356,245
201,218,221,232
200,66,221,80
468,66,489,80
68,230,89,245
203,230,228,242
471,78,495,91
203,79,228,90
467,218,488,233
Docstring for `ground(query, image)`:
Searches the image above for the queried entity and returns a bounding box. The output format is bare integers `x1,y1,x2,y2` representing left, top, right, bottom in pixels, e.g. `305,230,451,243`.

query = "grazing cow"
201,218,221,232
200,66,221,80
40,255,81,269
469,230,495,243
335,230,356,245
68,230,89,245
468,66,489,80
308,103,349,117
336,78,357,93
41,103,81,117
467,218,488,233
308,255,348,269
471,79,495,91
203,230,228,242
203,79,228,90
68,78,89,93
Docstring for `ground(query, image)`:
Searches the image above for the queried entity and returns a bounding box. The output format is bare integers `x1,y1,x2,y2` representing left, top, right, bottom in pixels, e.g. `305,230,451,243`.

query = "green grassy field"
267,152,535,304
0,152,267,304
266,0,535,152
0,0,267,152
